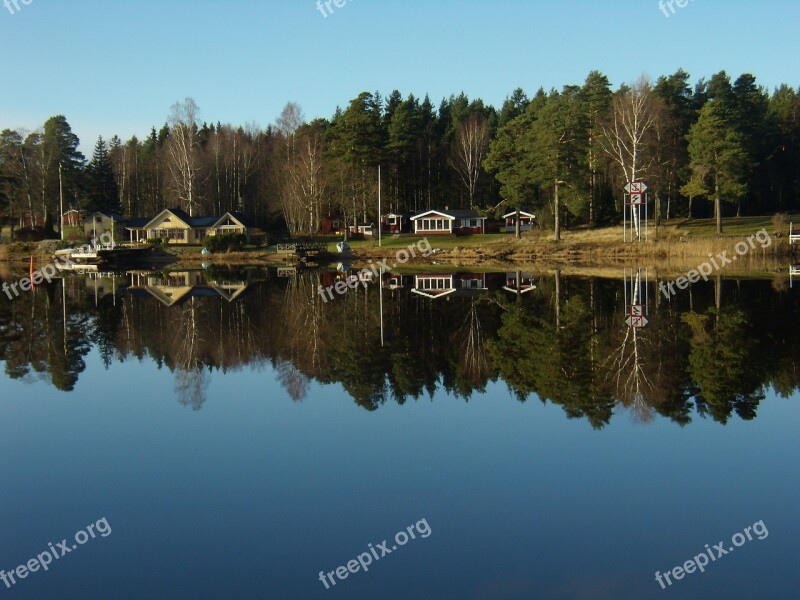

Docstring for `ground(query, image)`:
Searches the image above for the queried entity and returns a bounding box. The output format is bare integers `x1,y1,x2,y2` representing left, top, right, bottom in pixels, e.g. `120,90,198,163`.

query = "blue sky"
1,0,798,152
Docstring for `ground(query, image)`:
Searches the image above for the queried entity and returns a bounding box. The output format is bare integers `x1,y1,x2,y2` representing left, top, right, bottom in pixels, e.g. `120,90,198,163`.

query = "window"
387,216,397,225
152,228,186,241
332,221,340,229
420,218,450,231
419,277,452,290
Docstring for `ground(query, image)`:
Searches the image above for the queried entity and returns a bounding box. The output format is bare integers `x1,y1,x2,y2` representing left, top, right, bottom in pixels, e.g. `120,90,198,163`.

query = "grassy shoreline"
1,216,797,277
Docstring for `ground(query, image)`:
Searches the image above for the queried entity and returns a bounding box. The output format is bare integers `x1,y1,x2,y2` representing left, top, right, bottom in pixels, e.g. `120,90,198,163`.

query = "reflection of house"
380,213,411,233
84,211,125,241
411,209,486,235
128,271,249,305
134,208,255,245
383,273,411,289
208,281,249,302
412,274,456,299
503,211,536,233
503,272,537,294
411,273,489,299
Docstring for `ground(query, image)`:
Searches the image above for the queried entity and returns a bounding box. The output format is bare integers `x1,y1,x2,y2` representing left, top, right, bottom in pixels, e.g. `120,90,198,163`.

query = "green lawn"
669,214,800,238
331,232,513,250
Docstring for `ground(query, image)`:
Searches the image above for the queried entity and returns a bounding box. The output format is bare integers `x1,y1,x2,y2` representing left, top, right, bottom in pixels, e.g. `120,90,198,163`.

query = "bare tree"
290,126,327,236
599,77,658,237
276,103,308,235
452,114,489,208
167,98,201,216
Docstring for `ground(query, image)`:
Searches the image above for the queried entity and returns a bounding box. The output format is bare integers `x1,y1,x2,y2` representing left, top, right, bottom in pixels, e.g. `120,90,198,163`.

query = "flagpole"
378,165,382,248
59,162,64,241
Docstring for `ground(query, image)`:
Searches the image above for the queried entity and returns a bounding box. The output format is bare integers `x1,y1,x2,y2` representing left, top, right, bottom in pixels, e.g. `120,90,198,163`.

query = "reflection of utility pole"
554,269,561,329
379,266,384,347
62,279,67,355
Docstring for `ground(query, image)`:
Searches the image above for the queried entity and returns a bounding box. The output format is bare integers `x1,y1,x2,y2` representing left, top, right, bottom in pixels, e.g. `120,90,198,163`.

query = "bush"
772,212,789,235
203,233,248,253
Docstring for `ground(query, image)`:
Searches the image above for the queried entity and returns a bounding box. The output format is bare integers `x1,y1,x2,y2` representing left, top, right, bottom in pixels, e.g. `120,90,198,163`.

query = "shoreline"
1,223,796,279
0,240,795,284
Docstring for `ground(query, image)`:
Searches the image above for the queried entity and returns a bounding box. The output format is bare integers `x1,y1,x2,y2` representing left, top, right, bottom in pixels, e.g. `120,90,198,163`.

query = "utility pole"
378,165,382,247
59,162,64,241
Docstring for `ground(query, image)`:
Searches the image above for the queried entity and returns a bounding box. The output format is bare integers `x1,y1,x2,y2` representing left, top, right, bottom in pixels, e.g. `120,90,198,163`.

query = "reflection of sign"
625,180,648,194
630,304,644,316
626,315,649,328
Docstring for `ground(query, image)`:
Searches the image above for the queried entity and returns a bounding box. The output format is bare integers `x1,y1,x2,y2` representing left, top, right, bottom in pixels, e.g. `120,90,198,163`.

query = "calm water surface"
0,268,798,599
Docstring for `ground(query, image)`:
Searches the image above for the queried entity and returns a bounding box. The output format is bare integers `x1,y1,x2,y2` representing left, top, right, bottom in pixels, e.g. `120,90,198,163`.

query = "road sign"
624,180,649,194
629,193,644,205
630,304,644,316
626,315,649,328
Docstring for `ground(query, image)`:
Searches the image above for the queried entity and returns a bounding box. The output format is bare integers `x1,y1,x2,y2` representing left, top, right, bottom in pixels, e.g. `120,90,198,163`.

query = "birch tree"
452,114,489,208
599,77,658,237
167,98,201,216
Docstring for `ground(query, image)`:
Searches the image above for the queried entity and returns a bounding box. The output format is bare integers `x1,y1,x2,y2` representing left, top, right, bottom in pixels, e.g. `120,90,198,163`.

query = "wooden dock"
277,242,328,266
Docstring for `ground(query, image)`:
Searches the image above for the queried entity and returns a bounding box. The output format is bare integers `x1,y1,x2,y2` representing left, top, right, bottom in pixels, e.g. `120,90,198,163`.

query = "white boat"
54,247,101,263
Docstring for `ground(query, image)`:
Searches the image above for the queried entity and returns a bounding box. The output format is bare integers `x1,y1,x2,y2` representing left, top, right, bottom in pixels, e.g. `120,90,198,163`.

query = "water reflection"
1,267,798,425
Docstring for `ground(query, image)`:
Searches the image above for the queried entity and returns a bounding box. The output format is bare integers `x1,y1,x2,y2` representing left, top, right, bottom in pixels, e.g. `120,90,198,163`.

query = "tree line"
1,69,799,237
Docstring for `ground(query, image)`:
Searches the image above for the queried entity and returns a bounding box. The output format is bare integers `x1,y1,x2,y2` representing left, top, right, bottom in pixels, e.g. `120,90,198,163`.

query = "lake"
0,267,798,599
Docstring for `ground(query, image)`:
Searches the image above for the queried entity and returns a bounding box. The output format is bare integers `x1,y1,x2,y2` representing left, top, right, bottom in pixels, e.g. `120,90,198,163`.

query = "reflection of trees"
605,273,654,422
488,276,615,429
683,306,764,423
174,296,209,410
276,360,309,402
0,281,90,391
606,324,654,422
175,366,210,411
0,270,798,427
281,271,326,376
453,299,492,388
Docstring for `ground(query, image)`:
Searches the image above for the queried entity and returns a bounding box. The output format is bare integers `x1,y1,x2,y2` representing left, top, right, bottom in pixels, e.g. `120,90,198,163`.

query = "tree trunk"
515,208,521,240
554,181,561,242
715,180,722,234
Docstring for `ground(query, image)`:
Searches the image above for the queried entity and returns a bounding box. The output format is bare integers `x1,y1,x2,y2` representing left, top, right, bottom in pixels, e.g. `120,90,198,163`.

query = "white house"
503,211,536,233
410,209,486,235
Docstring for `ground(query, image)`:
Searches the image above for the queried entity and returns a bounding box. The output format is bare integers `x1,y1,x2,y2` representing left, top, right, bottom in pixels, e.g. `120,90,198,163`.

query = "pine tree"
85,136,120,215
683,101,748,234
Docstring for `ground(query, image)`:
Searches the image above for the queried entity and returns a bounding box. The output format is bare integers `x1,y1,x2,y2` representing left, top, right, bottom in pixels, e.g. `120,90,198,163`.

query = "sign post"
623,180,648,242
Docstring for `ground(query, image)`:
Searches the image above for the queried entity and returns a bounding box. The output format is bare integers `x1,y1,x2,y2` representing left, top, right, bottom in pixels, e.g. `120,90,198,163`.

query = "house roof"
126,217,150,229
227,211,254,227
143,208,219,229
191,216,219,228
210,211,254,230
503,211,536,219
410,209,485,220
86,211,126,222
143,208,191,229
